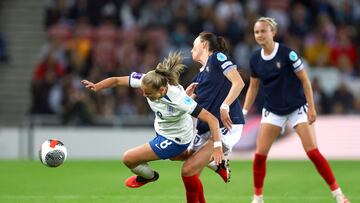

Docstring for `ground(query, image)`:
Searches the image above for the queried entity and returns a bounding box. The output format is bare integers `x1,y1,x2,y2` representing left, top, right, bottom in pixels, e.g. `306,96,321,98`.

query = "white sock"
207,160,218,171
131,163,154,179
253,195,263,200
331,188,343,197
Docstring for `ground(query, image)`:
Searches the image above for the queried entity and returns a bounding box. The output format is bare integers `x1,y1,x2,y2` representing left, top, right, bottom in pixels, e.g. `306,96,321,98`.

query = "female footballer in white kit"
82,52,223,203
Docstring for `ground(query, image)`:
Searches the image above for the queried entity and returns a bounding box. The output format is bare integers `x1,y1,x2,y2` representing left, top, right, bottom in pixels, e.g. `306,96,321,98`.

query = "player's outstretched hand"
185,82,198,96
211,147,224,165
81,80,97,92
220,109,233,130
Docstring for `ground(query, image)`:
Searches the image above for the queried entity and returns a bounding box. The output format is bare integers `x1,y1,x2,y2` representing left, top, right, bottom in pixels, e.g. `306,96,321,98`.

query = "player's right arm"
243,76,260,115
81,76,129,92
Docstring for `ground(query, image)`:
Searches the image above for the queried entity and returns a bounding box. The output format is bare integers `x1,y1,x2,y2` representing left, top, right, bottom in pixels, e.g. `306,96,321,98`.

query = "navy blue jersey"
193,51,244,134
249,43,307,115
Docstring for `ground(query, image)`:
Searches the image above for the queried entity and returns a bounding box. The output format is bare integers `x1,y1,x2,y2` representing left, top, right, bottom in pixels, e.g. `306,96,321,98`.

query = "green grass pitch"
0,160,358,203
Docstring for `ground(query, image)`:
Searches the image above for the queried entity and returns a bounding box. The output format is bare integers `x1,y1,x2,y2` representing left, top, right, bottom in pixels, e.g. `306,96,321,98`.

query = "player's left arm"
295,69,317,124
221,68,245,129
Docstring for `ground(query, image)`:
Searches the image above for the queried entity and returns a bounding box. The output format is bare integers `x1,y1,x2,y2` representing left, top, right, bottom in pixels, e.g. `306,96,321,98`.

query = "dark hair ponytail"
216,36,229,54
199,32,229,55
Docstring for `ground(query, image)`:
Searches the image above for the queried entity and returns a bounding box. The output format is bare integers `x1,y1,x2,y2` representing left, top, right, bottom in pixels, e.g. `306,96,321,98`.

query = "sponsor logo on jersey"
183,96,193,105
216,53,227,62
156,111,163,118
221,128,228,135
289,51,298,61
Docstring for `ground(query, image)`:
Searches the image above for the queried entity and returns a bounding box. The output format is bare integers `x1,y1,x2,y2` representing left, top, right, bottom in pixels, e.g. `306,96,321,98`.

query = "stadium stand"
1,0,360,126
0,0,45,125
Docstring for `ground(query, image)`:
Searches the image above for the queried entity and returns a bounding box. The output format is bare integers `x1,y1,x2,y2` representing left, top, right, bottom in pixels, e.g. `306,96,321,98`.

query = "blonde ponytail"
142,52,186,89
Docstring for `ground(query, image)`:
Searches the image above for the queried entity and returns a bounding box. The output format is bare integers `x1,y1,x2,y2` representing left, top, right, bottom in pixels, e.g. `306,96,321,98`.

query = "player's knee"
122,150,136,168
181,162,197,176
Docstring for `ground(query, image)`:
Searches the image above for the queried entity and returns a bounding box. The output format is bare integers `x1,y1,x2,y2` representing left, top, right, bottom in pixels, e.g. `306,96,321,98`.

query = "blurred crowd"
0,32,9,63
30,0,360,125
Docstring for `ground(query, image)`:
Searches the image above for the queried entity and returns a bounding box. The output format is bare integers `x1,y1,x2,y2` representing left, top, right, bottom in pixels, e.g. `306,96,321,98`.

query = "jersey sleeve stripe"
294,63,304,72
223,65,237,74
292,59,302,69
190,104,202,118
221,61,233,69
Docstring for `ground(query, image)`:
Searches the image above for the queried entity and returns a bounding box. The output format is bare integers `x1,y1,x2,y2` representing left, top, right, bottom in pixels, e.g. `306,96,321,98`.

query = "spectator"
312,77,331,114
0,32,9,63
31,66,59,114
304,29,331,67
331,82,355,114
138,0,172,28
34,0,360,126
330,25,357,74
234,31,259,70
33,52,66,81
288,2,310,38
169,21,193,50
119,0,144,30
61,73,94,125
65,17,93,76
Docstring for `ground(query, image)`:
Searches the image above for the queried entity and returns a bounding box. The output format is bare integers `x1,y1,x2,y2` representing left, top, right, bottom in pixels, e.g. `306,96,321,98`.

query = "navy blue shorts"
149,133,189,159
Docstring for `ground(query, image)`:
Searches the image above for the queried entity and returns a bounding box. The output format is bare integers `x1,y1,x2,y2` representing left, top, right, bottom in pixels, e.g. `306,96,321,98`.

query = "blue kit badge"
289,51,298,61
216,53,227,62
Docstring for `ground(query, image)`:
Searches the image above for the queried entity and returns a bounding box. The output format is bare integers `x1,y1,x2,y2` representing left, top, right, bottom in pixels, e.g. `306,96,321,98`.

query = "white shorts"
189,124,243,156
261,104,308,128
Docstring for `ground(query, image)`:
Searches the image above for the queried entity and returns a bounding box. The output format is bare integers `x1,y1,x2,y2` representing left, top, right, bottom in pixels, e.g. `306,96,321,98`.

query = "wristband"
242,109,248,116
220,103,230,112
214,141,222,148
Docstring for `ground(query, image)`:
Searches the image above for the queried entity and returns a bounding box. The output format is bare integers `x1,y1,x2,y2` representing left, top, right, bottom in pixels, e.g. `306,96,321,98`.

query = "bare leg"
122,143,160,179
253,123,281,197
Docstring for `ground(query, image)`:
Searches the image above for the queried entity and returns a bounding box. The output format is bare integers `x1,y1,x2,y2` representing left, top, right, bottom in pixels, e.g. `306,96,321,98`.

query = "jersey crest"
183,96,193,105
167,105,175,113
276,61,281,69
216,53,227,62
289,51,298,61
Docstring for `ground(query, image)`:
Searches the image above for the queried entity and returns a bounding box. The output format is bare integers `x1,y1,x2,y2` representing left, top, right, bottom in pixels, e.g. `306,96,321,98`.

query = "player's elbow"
233,79,245,92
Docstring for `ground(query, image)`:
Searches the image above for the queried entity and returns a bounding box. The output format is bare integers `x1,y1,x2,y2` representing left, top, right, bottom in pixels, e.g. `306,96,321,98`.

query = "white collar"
261,42,279,61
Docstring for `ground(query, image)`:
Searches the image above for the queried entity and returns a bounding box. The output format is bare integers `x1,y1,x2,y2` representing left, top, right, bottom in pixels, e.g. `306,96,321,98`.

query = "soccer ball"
39,139,67,167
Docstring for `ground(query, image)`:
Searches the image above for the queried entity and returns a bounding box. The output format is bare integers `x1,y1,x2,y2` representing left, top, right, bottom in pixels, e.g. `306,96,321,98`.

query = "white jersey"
129,72,200,144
